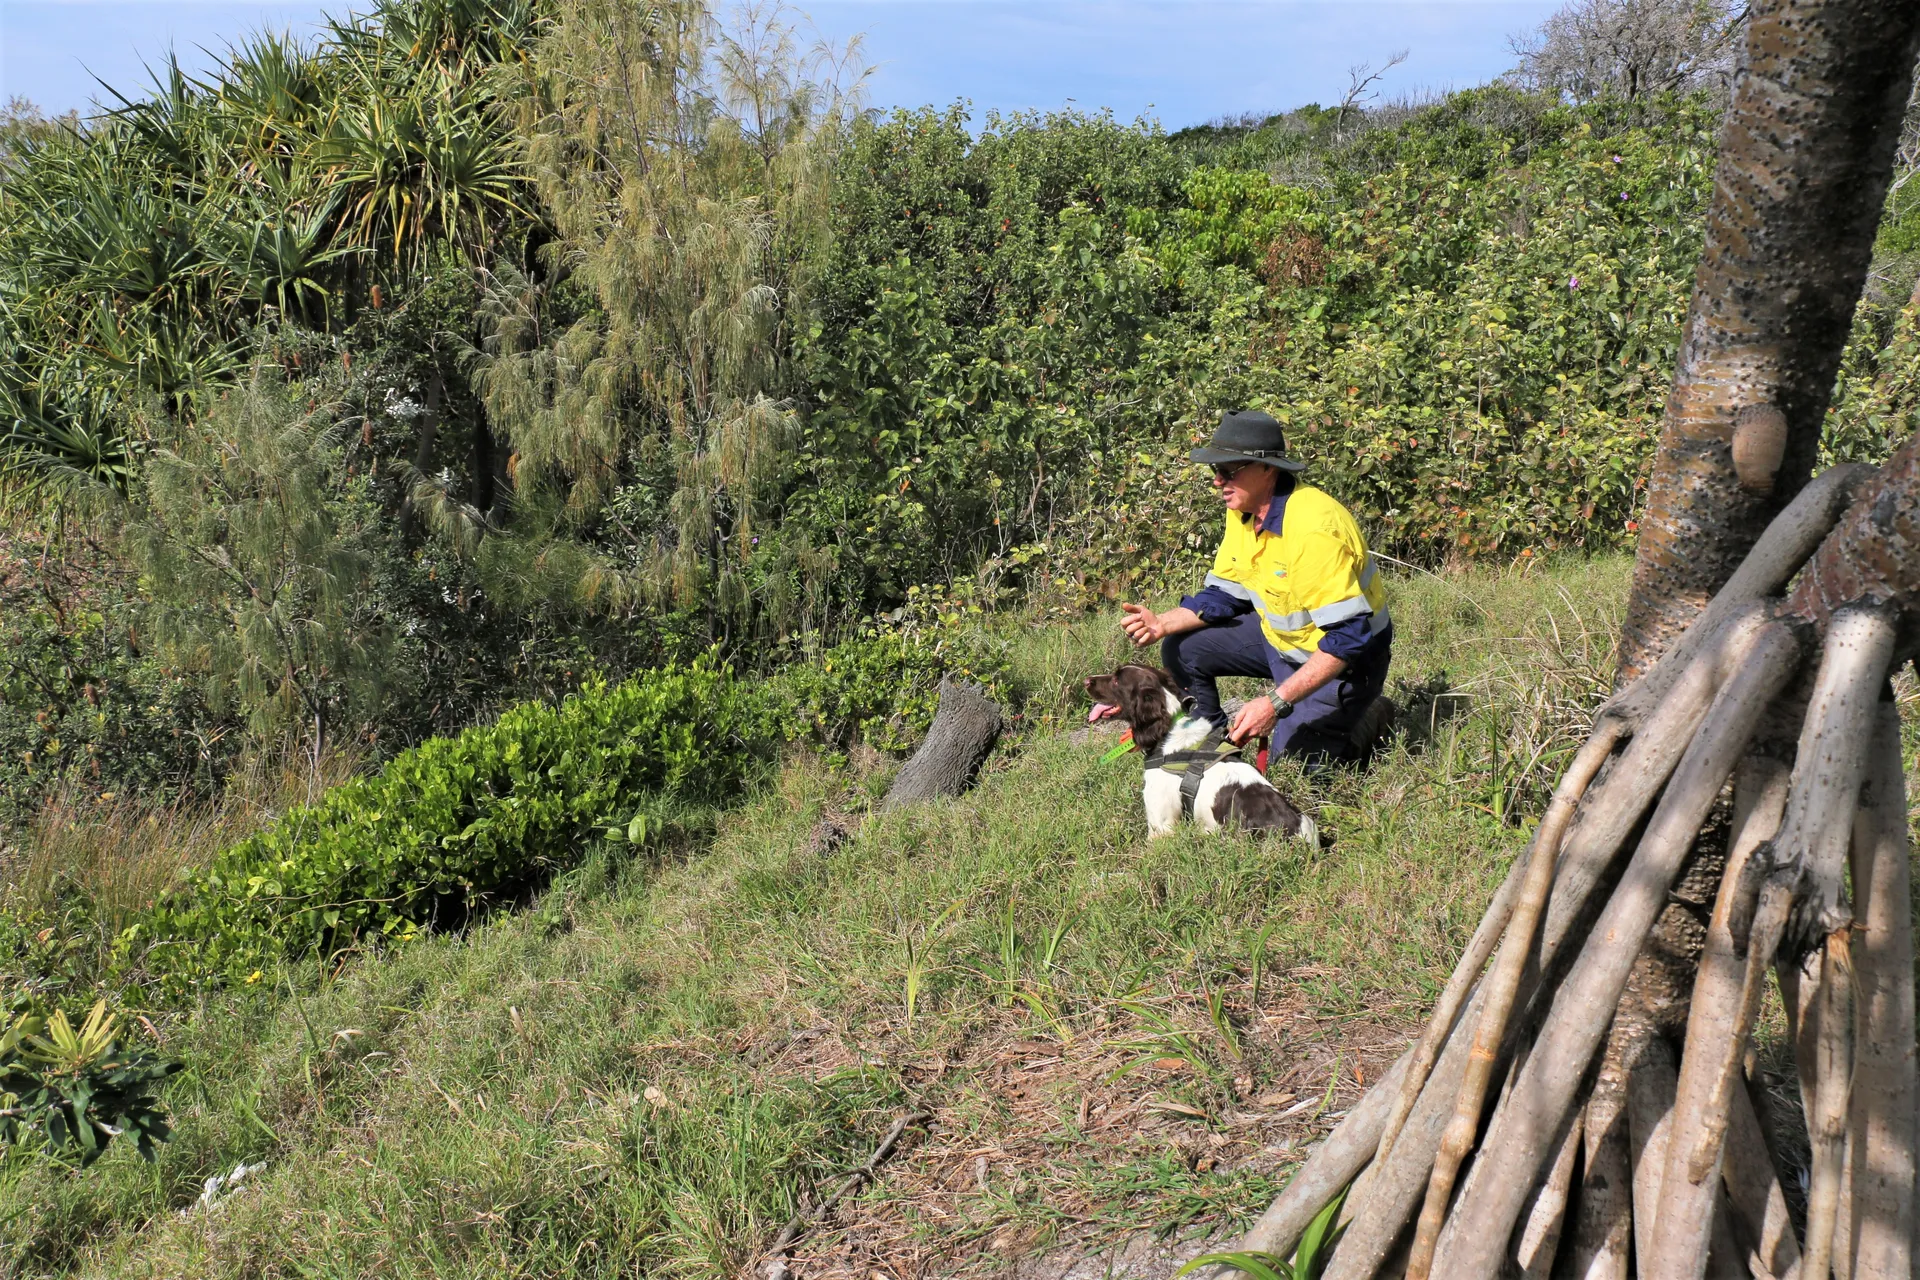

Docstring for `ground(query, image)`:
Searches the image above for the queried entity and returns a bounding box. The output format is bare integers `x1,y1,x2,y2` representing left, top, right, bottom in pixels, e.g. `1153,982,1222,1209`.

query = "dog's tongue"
1087,702,1120,724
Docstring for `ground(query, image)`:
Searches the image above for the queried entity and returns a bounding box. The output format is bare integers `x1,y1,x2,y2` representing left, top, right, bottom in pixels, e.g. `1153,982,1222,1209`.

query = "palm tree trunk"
1619,0,1920,678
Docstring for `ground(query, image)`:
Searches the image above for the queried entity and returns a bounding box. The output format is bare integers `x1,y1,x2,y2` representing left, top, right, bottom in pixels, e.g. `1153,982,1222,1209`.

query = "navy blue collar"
1238,473,1296,537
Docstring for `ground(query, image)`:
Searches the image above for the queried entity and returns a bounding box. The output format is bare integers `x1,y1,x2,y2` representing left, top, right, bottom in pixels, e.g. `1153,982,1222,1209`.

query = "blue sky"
2,0,1560,129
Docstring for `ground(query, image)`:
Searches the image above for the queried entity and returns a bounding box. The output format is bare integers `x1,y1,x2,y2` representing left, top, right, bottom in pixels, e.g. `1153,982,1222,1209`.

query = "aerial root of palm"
1564,1086,1633,1279
1789,929,1855,1280
1320,608,1774,1280
1430,612,1801,1277
1400,720,1627,1279
1841,703,1916,1280
1642,757,1791,1280
1722,1077,1801,1279
1375,718,1624,1172
1219,467,1917,1278
1513,1101,1581,1278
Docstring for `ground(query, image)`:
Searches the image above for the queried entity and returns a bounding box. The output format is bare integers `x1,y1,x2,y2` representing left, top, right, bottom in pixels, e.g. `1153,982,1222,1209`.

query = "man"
1118,409,1393,767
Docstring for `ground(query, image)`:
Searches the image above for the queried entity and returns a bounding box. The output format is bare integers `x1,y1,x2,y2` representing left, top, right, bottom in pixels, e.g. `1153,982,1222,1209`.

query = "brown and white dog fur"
1085,663,1318,843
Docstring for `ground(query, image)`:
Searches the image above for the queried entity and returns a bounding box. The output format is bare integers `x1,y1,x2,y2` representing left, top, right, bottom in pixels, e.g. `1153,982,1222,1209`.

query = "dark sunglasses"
1211,461,1253,483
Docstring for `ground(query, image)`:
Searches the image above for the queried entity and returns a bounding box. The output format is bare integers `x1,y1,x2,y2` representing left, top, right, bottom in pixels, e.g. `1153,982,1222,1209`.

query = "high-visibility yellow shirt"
1202,485,1390,663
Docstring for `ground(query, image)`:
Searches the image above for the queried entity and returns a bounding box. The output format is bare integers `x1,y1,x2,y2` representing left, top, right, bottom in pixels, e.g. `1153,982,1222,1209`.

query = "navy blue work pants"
1161,611,1389,762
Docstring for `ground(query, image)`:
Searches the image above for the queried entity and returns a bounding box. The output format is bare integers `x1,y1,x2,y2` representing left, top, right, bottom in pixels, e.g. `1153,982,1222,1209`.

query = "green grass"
1,555,1636,1278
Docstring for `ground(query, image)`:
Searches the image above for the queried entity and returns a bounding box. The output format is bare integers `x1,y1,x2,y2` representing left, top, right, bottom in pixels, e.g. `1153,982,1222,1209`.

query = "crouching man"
1119,409,1394,769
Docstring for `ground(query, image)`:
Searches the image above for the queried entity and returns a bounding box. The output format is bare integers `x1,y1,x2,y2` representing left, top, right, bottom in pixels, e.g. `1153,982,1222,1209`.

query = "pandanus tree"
1222,1,1920,1276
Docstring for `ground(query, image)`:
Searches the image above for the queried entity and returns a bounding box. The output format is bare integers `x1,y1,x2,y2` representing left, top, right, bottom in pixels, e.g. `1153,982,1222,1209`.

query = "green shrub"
771,592,1014,752
144,658,775,980
0,580,230,828
794,91,1725,621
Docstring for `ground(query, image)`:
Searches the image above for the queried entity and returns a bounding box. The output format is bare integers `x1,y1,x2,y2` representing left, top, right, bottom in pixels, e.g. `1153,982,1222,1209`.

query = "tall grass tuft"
1,752,358,965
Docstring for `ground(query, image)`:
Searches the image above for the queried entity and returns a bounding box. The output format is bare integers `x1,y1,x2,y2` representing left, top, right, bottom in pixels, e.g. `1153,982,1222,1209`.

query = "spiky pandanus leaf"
0,1001,181,1167
204,188,360,323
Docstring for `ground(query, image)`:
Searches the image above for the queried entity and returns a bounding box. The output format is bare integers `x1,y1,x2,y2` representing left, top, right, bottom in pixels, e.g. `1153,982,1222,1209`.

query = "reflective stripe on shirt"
1202,573,1253,600
1309,595,1373,626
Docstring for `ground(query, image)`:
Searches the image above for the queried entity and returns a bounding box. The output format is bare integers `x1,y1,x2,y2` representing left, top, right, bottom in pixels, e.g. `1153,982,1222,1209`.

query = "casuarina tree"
1218,1,1920,1276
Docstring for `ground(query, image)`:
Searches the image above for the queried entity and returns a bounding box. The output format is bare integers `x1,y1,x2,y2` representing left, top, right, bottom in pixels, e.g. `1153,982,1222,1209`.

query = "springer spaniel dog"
1085,663,1318,843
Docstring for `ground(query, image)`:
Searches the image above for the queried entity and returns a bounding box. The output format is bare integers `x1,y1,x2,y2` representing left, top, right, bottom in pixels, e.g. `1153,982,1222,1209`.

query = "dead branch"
761,1110,931,1280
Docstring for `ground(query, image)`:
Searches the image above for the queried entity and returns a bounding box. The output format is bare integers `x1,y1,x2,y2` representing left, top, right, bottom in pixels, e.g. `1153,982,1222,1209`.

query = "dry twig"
762,1110,932,1280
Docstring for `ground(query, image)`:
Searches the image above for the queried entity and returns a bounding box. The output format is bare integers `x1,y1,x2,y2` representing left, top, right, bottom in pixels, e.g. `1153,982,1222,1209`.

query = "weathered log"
880,677,1002,809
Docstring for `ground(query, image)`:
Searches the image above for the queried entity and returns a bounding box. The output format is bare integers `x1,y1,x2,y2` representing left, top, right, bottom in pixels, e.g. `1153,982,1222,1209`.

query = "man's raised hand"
1120,603,1163,647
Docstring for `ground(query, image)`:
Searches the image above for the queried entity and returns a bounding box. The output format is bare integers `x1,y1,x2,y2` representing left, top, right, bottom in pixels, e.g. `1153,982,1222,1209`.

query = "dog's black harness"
1143,719,1250,818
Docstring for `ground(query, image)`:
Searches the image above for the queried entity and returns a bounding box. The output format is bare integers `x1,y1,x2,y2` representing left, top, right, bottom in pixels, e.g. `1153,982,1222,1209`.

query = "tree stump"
881,677,1003,810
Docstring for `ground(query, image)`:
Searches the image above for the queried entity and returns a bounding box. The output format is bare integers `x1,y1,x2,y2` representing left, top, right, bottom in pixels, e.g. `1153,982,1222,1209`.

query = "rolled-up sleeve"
1181,573,1255,623
1316,613,1375,662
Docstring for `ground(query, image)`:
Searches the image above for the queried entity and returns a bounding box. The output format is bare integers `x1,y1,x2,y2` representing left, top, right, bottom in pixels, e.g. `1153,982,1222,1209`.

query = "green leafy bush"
772,591,1014,751
145,658,776,979
795,91,1724,621
0,533,233,826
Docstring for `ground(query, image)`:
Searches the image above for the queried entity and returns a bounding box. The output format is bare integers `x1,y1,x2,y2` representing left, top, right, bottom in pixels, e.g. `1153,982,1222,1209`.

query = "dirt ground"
759,985,1413,1280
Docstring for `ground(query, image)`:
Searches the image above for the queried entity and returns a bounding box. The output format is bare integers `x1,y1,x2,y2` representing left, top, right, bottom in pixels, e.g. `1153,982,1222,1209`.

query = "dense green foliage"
145,658,771,978
0,576,221,829
797,91,1726,613
14,0,1920,797
770,590,1014,751
116,600,1011,980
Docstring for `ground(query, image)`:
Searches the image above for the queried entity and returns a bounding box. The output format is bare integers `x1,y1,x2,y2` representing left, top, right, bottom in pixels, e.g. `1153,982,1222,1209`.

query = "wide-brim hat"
1189,409,1305,472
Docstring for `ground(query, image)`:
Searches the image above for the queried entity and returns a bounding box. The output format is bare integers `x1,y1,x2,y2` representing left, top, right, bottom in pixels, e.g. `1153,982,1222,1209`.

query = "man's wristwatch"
1265,691,1294,720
